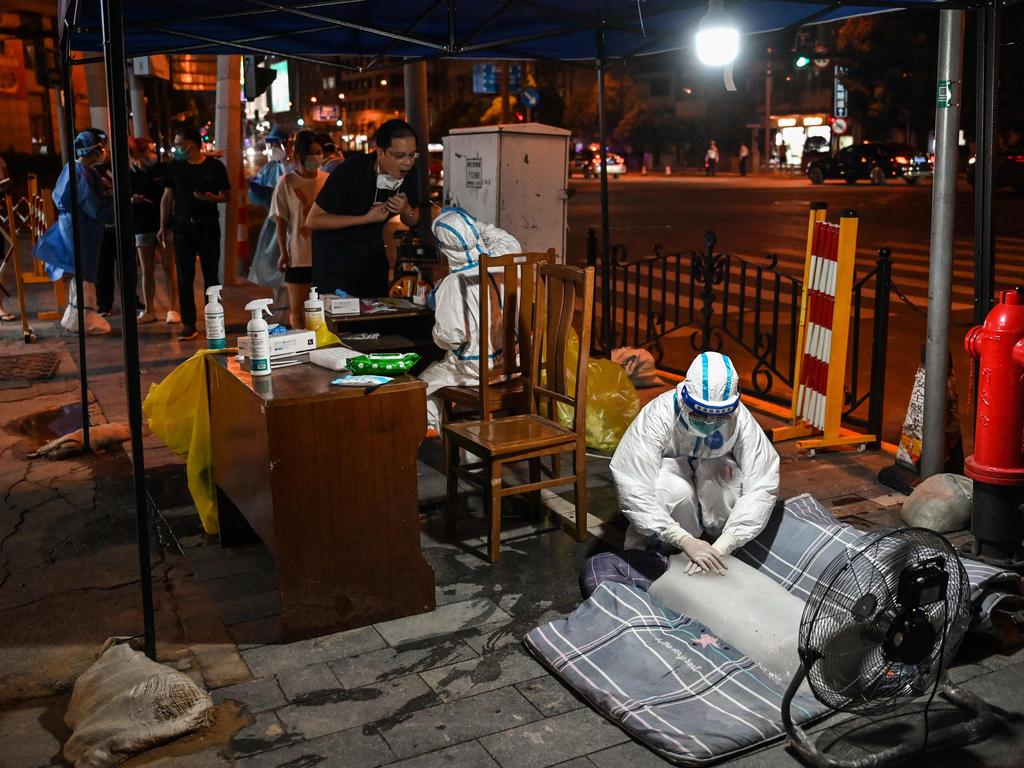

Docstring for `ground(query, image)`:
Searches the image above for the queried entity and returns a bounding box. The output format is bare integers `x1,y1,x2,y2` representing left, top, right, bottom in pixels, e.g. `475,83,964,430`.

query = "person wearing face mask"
130,136,179,325
609,352,780,576
158,126,231,341
33,127,114,335
270,130,328,329
315,133,344,173
306,119,422,297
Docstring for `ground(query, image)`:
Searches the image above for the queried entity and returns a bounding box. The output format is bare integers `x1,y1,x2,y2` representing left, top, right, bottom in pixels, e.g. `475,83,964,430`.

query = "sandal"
0,310,16,322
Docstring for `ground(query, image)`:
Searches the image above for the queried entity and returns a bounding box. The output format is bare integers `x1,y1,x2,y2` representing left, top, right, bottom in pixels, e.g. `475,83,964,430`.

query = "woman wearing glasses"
306,119,422,297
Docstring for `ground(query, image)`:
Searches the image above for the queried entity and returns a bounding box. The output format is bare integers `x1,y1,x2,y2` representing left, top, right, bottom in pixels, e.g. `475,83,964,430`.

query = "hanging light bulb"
695,0,740,67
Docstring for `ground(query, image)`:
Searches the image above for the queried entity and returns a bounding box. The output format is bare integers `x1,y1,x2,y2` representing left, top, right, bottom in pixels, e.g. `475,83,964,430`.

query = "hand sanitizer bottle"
244,298,274,376
205,285,226,349
304,286,325,331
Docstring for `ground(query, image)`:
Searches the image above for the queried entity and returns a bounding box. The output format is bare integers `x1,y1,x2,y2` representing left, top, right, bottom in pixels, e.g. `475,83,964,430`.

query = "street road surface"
566,174,1024,446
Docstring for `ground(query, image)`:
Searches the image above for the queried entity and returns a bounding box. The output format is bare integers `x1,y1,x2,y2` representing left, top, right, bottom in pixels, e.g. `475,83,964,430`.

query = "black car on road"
806,142,932,186
967,144,1024,195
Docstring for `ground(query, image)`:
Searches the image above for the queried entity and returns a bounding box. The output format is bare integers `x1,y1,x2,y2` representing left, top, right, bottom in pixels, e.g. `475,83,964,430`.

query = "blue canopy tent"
55,0,996,657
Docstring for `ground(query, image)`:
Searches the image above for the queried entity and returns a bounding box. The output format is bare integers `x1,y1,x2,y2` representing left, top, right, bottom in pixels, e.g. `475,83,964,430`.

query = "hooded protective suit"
609,351,780,557
420,207,522,431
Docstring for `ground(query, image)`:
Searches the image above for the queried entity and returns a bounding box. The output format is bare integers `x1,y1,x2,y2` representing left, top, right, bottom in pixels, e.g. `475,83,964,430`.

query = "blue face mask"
172,146,188,162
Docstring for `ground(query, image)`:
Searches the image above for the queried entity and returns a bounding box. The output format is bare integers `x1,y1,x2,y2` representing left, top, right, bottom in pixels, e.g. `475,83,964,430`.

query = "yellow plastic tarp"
142,349,228,534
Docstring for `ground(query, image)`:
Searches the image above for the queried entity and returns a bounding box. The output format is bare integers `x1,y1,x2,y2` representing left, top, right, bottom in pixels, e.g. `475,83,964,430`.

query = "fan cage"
799,527,970,715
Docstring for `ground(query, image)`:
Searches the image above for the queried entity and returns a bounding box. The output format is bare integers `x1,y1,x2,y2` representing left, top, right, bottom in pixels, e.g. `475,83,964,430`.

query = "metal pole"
921,9,965,479
763,48,773,172
99,0,157,659
404,59,430,238
973,1,1000,326
596,26,611,350
59,34,90,452
215,55,241,286
868,247,892,447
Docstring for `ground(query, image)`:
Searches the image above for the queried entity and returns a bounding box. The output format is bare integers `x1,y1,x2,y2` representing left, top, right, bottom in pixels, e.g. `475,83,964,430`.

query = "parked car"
569,150,626,178
800,135,830,173
967,145,1024,194
806,142,932,186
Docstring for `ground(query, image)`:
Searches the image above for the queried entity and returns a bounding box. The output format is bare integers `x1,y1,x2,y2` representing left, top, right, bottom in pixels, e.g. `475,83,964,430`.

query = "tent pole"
99,0,157,660
921,9,965,479
59,34,91,452
403,59,430,237
596,26,611,350
973,1,999,327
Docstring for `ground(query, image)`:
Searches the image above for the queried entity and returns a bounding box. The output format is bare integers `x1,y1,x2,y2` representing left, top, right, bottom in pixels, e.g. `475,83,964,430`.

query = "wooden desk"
327,304,440,372
206,355,435,641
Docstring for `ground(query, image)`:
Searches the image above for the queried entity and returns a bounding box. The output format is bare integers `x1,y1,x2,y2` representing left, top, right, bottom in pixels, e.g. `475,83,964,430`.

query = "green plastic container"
345,352,421,375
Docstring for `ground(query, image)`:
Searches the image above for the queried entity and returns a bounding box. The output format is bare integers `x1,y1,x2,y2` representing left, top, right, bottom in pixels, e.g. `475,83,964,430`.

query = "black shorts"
284,266,312,284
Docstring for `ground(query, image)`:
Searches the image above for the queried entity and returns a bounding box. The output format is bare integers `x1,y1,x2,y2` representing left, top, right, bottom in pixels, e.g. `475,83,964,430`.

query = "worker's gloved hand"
680,537,727,576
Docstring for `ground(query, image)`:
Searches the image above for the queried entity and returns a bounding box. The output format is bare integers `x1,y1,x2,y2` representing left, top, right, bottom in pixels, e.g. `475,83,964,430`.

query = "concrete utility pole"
921,10,965,478
215,55,241,285
128,67,147,137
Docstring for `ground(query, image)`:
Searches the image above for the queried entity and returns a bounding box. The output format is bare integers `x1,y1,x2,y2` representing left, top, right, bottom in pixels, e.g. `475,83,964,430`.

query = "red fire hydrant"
964,287,1024,563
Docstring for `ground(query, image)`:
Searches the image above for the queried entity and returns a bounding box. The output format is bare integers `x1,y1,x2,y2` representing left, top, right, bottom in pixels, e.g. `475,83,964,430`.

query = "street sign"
832,117,849,135
833,65,848,119
520,88,540,109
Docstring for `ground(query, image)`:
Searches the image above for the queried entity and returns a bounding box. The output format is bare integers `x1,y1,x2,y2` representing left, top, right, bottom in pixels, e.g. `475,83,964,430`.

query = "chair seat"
444,414,576,457
440,380,527,410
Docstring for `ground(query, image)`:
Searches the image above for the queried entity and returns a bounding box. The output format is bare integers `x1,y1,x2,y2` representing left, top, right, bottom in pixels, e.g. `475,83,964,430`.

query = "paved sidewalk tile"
378,686,544,759
515,676,585,717
388,741,501,767
230,710,299,757
420,645,546,702
210,676,286,714
589,741,676,767
276,662,342,702
549,759,598,767
241,625,387,677
0,705,61,768
236,724,394,768
330,638,478,689
374,598,511,646
276,673,438,740
478,708,630,768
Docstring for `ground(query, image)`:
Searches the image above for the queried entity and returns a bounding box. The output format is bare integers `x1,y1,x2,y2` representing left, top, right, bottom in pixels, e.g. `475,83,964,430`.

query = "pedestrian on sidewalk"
608,351,780,575
739,143,749,176
704,140,719,177
32,127,114,335
130,136,179,325
158,126,231,341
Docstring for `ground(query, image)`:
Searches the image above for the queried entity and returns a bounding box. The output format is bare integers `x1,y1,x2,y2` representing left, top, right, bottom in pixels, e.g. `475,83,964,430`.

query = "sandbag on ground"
64,640,214,768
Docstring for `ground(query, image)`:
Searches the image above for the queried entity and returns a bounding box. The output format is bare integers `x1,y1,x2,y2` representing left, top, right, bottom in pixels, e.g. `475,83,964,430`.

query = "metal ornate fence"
589,227,893,440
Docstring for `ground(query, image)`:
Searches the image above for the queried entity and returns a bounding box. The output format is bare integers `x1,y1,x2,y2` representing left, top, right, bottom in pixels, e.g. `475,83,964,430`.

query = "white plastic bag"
64,640,214,768
900,472,973,533
611,346,663,388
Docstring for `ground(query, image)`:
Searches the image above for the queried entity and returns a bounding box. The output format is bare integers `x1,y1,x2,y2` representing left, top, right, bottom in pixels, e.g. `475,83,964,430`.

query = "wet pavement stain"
292,686,384,706
117,701,253,765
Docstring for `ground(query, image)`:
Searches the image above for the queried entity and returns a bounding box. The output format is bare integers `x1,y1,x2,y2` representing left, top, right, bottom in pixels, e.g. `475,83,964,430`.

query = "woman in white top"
272,130,329,329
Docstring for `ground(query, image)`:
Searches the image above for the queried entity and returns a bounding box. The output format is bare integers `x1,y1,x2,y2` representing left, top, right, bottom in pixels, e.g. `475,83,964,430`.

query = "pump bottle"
205,285,226,349
245,298,274,376
304,286,325,331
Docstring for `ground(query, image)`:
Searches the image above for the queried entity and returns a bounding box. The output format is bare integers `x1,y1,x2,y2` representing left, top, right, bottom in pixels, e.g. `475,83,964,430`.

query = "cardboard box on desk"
237,329,317,358
323,295,361,315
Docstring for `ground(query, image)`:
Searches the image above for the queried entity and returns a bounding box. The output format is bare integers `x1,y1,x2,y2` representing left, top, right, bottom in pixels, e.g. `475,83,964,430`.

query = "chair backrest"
477,249,554,420
529,264,596,432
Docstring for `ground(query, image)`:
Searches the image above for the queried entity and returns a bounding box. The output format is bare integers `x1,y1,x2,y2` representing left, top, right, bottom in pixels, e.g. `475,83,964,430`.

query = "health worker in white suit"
420,207,522,432
610,351,780,575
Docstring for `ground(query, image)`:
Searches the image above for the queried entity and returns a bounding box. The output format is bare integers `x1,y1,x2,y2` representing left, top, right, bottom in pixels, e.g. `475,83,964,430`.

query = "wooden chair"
438,249,553,424
442,263,595,562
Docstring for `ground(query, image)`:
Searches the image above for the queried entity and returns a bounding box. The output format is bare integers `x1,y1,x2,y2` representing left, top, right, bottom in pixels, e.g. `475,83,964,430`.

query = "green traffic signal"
794,53,811,68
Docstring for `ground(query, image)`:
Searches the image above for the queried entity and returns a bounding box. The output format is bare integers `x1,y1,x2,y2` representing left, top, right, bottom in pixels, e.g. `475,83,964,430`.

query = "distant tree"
836,12,937,144
565,71,646,143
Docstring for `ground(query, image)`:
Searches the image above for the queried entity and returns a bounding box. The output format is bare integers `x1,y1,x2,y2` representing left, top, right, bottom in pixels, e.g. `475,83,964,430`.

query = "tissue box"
237,329,317,358
323,295,360,315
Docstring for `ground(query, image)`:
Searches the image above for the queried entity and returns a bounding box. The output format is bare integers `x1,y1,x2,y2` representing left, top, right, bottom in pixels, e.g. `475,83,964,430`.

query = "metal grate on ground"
0,352,62,380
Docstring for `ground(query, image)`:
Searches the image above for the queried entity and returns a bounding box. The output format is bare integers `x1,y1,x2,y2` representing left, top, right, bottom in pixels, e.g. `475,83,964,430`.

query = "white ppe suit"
420,207,522,431
609,352,780,556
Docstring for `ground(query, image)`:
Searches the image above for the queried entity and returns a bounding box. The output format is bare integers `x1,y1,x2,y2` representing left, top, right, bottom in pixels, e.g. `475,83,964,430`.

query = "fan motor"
883,608,938,665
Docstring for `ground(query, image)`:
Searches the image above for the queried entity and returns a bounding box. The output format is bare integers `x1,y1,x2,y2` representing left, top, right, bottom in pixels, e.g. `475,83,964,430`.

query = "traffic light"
794,52,811,68
243,55,278,101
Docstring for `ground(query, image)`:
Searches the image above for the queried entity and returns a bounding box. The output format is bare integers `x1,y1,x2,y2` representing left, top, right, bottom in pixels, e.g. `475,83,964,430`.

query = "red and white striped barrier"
795,221,839,430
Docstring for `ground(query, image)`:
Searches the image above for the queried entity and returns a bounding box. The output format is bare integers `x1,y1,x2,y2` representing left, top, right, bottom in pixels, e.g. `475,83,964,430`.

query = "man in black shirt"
307,119,421,297
158,126,230,340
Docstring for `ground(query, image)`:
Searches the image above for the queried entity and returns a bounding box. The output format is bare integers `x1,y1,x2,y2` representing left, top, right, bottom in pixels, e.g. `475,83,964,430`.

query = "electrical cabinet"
442,123,571,261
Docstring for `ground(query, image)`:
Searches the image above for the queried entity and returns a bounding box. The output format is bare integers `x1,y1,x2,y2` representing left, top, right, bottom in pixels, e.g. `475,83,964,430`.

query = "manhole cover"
0,352,62,380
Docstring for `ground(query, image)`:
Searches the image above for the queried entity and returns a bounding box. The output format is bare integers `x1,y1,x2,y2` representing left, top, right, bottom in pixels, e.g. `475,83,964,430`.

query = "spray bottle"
304,286,325,331
245,298,274,376
205,285,226,349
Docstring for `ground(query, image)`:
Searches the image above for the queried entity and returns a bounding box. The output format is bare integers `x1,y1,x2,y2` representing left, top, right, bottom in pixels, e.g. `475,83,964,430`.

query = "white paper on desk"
309,346,361,371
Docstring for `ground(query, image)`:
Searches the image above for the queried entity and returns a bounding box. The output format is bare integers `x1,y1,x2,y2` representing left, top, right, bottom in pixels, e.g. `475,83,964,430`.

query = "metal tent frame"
53,0,1007,656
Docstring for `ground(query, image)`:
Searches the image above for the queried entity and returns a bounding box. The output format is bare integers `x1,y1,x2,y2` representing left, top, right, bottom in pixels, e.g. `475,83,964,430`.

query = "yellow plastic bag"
556,330,640,452
142,350,229,535
314,322,341,349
